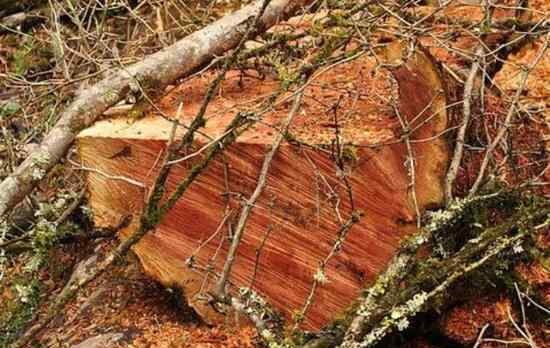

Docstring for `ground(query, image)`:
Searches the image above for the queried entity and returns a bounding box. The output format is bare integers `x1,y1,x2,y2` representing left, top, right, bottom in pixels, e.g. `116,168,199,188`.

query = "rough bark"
0,0,313,220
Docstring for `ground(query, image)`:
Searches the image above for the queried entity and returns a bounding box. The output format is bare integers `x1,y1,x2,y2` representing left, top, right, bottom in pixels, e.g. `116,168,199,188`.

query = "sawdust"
150,55,397,146
29,240,260,348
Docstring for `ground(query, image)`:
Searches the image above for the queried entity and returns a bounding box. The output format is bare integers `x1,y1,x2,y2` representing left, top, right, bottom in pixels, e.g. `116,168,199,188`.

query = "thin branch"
445,46,484,205
469,34,549,197
213,88,304,298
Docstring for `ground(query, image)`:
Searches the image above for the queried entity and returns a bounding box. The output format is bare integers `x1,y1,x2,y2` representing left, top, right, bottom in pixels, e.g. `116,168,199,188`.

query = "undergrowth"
0,276,41,348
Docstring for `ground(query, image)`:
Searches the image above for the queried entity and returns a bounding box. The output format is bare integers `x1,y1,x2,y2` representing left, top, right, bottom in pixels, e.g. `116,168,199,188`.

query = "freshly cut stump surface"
78,43,449,330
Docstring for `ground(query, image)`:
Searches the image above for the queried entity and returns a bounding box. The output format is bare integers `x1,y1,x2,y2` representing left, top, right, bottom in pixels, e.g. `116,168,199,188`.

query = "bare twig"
296,212,360,327
213,88,304,298
473,323,491,348
445,46,484,205
469,34,549,197
392,89,421,227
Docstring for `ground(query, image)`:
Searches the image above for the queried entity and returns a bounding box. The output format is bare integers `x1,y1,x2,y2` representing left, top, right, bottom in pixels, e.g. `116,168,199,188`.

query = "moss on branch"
300,191,549,348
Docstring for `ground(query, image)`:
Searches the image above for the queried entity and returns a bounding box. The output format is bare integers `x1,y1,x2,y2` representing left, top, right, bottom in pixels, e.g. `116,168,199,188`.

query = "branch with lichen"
352,226,535,348
231,287,290,348
302,190,548,348
340,191,518,342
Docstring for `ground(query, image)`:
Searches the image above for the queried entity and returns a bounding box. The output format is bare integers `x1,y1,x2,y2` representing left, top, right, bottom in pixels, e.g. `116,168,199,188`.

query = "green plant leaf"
0,101,21,118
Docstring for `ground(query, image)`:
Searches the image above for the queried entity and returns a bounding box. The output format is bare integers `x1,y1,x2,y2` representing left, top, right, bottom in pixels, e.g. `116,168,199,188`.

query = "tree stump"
77,43,450,330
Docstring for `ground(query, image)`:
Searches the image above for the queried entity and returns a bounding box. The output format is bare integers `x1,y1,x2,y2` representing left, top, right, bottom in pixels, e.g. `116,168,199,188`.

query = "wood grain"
77,45,450,329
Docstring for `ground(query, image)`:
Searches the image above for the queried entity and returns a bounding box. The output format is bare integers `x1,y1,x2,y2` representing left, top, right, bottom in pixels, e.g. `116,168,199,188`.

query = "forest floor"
0,1,549,347
1,239,258,348
2,234,548,347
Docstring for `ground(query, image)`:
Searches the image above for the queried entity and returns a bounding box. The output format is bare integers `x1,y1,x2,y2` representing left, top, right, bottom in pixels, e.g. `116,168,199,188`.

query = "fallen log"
77,43,450,330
